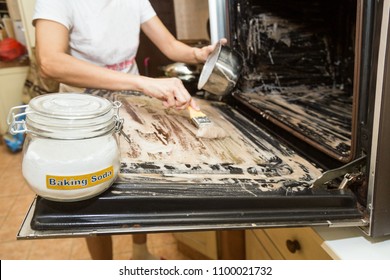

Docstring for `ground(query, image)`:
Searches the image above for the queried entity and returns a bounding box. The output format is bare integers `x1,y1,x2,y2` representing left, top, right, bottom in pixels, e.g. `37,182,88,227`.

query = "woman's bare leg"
85,235,113,260
132,233,159,260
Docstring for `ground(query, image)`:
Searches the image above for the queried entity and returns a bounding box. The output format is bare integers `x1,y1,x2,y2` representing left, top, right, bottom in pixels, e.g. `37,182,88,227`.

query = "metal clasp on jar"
7,105,29,135
112,101,131,143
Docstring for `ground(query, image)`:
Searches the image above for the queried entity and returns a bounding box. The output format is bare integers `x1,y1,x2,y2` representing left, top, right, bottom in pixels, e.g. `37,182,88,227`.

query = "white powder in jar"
22,134,120,201
8,93,123,201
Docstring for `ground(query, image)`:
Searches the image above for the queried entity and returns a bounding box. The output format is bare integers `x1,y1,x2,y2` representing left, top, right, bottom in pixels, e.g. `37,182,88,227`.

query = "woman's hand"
139,76,199,110
193,38,228,63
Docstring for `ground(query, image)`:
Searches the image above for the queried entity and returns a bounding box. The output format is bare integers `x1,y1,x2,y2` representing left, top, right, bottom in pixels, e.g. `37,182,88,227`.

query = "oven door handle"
311,156,366,188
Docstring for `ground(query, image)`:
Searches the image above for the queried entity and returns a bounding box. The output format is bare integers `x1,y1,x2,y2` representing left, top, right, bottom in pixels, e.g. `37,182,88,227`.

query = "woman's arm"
35,19,197,110
141,16,225,64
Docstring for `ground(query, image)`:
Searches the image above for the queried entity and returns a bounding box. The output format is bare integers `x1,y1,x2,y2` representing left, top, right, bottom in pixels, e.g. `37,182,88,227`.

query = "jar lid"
21,93,121,139
28,93,112,119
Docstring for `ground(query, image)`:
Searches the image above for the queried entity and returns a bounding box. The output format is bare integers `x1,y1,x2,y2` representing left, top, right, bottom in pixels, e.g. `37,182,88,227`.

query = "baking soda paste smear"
8,93,122,202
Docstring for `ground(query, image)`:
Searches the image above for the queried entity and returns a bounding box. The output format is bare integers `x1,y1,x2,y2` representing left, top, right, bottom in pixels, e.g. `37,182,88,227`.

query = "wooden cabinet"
0,0,31,136
175,228,331,260
174,230,245,260
17,0,36,56
0,65,28,135
245,227,332,260
245,229,275,260
174,231,218,260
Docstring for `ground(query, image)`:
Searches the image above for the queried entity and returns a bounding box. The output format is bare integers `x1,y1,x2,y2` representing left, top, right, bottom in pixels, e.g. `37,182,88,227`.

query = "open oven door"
17,93,367,239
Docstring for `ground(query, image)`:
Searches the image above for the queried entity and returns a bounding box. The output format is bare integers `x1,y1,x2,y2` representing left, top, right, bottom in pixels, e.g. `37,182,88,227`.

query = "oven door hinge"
311,156,366,188
337,172,364,190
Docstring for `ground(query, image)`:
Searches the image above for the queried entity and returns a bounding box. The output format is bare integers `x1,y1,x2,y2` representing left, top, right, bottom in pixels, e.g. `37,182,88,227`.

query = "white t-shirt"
33,0,156,73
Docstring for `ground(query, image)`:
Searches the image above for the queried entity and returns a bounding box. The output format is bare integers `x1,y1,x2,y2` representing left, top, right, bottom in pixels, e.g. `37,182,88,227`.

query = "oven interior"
228,0,359,164
226,0,370,210
22,0,371,237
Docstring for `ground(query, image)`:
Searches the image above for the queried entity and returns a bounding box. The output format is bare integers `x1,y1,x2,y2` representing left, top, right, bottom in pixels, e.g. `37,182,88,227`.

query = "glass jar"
8,93,123,202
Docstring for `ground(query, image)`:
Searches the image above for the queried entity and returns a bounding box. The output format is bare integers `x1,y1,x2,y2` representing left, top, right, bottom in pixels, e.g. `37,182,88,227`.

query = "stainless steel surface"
198,42,243,96
208,0,227,44
367,0,390,237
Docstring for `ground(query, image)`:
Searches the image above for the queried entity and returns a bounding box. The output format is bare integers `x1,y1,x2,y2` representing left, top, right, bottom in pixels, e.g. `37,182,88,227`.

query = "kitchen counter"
313,226,390,260
0,56,29,68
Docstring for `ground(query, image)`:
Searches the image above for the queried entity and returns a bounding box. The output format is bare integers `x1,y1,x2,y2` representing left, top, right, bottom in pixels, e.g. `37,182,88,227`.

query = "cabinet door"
246,229,284,259
174,231,218,260
0,66,29,135
246,228,332,260
245,230,273,260
261,228,332,260
17,0,36,56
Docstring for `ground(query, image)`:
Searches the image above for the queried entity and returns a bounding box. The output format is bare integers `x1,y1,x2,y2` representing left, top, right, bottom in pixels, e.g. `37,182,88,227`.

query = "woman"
33,0,224,260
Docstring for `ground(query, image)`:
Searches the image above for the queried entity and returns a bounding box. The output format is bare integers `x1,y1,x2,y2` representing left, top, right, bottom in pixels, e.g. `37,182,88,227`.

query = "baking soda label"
46,166,114,190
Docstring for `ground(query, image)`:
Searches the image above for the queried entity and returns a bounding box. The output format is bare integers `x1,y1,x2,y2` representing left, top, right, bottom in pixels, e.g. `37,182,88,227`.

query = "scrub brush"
187,106,212,128
187,106,228,139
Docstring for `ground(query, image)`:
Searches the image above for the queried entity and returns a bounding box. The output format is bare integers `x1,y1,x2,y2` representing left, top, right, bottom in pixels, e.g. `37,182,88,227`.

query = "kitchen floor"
0,142,190,260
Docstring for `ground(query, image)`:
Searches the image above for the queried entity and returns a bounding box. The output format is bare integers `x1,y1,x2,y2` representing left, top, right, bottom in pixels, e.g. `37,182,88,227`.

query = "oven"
18,0,390,239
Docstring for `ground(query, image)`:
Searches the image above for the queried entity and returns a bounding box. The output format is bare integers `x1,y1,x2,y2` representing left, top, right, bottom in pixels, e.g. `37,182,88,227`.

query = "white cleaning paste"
9,93,122,201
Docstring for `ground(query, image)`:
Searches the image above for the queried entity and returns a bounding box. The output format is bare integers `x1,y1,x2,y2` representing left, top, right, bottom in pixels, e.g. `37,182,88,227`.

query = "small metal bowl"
198,42,243,96
161,62,203,82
